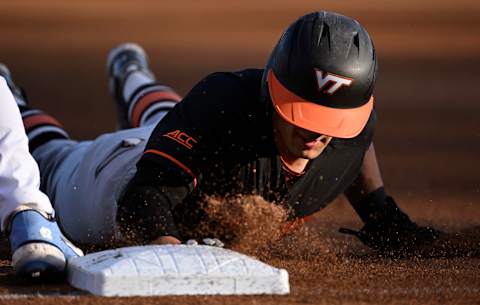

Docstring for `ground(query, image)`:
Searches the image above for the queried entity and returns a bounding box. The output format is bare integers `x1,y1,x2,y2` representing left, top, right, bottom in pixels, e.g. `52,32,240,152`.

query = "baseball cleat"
107,43,155,128
9,210,84,280
0,63,28,106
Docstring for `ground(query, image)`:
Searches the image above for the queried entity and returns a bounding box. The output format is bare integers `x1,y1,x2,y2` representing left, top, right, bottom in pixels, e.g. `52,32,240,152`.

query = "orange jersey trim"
23,114,63,130
279,156,305,176
143,149,197,188
283,215,313,234
131,91,182,128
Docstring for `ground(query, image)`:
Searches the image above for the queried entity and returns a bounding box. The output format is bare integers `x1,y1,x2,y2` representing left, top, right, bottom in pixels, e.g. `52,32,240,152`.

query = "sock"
20,106,69,153
127,84,181,128
122,69,155,104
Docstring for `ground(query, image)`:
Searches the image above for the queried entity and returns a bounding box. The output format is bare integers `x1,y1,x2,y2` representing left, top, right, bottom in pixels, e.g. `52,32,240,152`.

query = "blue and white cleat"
9,210,84,279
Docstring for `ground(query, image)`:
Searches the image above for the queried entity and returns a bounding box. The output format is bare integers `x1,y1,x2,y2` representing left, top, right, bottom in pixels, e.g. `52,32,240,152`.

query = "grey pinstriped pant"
33,124,157,245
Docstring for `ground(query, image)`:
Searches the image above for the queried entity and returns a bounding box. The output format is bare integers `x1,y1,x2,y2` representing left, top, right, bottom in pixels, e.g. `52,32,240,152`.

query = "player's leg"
1,62,157,246
0,64,83,279
107,43,182,129
11,83,75,197
1,69,117,246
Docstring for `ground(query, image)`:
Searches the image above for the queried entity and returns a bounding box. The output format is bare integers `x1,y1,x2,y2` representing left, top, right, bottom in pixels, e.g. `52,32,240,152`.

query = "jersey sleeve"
0,77,54,231
117,72,248,241
141,72,248,189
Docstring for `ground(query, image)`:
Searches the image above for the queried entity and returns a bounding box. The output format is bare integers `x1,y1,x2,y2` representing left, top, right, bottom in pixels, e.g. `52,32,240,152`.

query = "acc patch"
163,130,198,149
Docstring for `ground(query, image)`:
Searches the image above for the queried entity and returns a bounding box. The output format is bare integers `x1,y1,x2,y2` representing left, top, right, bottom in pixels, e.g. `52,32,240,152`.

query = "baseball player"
8,11,439,254
0,66,83,280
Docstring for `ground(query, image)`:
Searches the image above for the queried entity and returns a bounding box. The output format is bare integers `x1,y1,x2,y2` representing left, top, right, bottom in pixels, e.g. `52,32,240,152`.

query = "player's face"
272,112,332,160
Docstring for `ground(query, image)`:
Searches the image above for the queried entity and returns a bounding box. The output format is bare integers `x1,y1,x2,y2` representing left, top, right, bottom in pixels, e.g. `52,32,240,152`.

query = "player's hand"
185,238,225,248
150,235,182,245
339,221,442,255
340,195,443,255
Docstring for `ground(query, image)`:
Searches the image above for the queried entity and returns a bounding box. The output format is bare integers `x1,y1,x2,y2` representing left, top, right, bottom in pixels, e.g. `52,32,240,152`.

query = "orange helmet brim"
268,69,373,138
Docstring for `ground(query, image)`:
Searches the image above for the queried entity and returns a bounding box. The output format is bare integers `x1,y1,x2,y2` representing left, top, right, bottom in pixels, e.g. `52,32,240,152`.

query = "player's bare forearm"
344,141,391,223
345,142,384,203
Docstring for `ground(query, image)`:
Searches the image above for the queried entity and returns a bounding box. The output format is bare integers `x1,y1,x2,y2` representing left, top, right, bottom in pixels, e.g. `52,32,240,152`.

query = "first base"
67,245,289,296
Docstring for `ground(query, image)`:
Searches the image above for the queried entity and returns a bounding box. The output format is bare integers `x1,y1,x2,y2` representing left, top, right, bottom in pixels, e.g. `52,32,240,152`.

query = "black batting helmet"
263,11,377,138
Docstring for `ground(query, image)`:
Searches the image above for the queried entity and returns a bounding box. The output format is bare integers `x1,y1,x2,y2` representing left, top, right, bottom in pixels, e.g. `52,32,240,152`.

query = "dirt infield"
1,0,479,304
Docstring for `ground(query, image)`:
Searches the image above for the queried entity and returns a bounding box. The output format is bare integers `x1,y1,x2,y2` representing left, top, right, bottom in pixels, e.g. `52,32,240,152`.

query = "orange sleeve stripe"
282,215,314,234
23,114,63,130
131,91,182,128
143,149,197,188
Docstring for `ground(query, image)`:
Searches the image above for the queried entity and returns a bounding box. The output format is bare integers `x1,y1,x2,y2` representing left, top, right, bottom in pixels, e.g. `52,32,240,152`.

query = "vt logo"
315,69,353,95
164,130,198,149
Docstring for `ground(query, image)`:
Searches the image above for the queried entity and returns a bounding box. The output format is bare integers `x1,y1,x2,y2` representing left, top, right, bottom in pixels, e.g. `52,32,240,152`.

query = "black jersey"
117,69,376,241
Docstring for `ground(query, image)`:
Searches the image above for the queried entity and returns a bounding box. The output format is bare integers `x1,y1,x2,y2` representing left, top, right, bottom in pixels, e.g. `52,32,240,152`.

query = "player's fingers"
150,235,182,245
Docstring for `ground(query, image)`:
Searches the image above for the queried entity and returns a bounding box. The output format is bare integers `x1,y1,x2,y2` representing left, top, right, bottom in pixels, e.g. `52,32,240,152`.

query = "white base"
67,245,289,296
